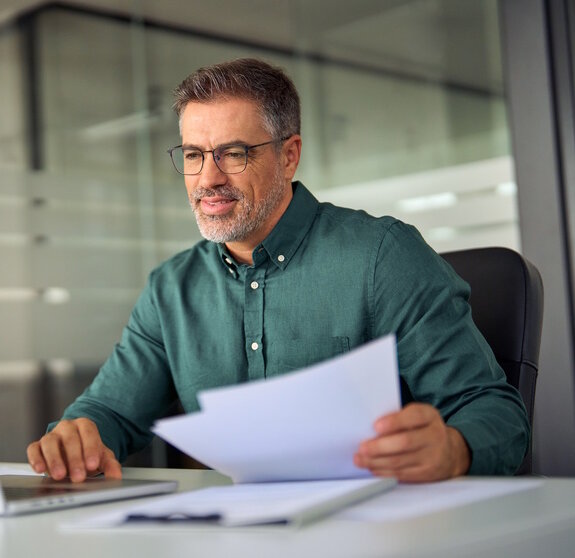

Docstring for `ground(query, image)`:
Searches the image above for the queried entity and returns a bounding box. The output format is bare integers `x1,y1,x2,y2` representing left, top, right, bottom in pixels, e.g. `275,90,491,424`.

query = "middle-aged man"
27,58,529,484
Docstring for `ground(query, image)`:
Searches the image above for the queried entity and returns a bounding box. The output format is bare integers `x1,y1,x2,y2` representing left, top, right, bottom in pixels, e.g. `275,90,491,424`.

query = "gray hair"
172,58,300,139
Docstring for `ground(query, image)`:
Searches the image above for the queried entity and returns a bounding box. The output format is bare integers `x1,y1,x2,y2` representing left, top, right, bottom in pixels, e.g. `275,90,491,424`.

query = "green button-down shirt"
60,182,529,474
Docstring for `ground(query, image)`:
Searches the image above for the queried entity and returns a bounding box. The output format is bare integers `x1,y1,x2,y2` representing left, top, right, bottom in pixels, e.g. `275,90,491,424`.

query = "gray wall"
501,0,575,475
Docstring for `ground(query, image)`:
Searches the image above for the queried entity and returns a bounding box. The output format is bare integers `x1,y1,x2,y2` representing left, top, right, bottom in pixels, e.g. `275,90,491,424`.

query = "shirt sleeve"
371,220,530,475
52,269,178,462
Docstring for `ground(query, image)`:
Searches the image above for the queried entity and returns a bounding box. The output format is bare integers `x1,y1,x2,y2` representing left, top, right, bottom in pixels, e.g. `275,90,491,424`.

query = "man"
27,58,529,483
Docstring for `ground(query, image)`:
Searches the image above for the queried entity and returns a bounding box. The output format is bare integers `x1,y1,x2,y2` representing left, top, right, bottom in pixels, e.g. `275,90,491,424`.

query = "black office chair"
440,246,544,475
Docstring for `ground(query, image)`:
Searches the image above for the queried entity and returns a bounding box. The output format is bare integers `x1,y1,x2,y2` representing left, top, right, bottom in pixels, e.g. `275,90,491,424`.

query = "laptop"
0,474,178,516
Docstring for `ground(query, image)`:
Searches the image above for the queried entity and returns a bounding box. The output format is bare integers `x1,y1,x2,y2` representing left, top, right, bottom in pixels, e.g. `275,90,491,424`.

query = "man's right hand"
26,418,122,483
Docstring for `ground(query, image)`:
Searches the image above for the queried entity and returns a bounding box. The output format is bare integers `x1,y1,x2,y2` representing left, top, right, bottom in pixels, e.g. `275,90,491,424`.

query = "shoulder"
315,202,454,284
148,240,218,286
313,201,429,258
314,200,399,237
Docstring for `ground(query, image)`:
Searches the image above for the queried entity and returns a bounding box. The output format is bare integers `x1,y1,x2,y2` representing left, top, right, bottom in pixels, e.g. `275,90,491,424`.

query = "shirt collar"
217,181,319,273
260,181,318,270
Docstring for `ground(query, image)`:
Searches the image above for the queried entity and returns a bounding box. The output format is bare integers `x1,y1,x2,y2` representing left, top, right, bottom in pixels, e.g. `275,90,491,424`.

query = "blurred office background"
0,0,574,475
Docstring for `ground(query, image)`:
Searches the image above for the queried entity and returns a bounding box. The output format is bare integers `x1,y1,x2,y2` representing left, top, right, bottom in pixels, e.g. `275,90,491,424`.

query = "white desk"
2,463,575,558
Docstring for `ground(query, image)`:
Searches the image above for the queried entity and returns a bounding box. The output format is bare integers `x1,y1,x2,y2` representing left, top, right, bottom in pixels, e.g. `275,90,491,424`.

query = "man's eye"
184,150,202,161
221,148,245,160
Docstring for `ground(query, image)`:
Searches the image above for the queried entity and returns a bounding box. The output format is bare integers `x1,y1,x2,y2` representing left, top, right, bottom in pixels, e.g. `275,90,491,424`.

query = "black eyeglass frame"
167,136,291,175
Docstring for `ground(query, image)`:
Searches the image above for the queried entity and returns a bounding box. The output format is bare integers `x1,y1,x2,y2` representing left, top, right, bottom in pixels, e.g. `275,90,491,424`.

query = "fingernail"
52,465,66,479
71,468,85,481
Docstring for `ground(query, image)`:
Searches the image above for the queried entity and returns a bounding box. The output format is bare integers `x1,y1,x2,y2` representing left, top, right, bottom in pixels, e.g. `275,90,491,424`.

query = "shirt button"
224,257,232,265
228,268,235,274
277,254,285,262
250,281,259,290
251,342,259,351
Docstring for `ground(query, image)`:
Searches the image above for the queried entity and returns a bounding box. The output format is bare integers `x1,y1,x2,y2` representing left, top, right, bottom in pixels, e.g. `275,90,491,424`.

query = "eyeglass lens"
171,145,248,175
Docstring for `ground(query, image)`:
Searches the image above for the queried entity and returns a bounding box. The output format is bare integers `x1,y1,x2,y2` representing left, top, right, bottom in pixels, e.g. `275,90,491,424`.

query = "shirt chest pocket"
265,336,350,377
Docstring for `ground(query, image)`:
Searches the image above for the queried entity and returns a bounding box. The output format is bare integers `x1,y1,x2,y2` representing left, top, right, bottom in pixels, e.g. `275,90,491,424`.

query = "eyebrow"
181,139,248,151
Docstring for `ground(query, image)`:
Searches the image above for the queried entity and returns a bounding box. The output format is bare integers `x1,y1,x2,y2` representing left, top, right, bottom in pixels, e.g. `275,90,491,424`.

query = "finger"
355,439,447,482
55,423,90,482
26,441,47,474
358,426,431,461
37,429,73,480
354,450,417,473
76,418,106,472
76,419,122,479
374,403,438,436
367,444,455,482
370,462,438,483
100,448,123,479
354,448,421,472
356,432,461,482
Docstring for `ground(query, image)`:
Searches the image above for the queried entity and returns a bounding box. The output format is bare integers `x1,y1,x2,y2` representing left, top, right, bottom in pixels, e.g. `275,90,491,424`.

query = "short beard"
190,165,287,244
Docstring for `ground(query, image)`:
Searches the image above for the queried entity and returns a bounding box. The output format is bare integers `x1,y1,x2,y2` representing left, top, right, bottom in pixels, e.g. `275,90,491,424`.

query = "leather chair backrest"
441,247,544,475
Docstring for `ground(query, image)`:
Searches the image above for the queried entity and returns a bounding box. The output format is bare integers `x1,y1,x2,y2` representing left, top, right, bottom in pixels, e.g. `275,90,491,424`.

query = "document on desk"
335,477,543,523
67,477,396,529
152,334,401,483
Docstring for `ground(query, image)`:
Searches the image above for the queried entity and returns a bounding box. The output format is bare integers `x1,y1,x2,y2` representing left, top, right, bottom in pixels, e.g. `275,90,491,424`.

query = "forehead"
180,98,266,145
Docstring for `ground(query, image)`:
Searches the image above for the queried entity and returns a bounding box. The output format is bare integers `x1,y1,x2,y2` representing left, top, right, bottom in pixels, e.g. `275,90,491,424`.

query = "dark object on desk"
0,474,178,516
441,246,544,475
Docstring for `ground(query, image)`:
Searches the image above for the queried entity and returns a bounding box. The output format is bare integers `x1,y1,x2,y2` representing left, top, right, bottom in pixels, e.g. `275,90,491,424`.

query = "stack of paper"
153,334,401,483
69,478,397,528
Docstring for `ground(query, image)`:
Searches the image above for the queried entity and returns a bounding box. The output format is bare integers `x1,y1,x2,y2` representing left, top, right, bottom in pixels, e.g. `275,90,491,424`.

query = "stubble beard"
190,165,287,244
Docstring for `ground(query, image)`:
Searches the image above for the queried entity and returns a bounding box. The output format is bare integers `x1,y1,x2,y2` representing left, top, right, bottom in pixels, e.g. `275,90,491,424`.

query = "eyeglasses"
167,137,290,175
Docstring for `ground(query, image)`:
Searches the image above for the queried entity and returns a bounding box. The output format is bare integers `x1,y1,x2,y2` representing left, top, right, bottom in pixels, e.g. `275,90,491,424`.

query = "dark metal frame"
167,138,290,175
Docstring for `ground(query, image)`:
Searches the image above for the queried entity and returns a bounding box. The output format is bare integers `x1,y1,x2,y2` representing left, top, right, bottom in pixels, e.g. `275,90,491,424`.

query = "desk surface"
2,464,575,558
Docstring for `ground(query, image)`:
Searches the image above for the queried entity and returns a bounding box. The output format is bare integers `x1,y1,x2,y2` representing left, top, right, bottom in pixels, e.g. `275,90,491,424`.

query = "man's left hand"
353,402,471,482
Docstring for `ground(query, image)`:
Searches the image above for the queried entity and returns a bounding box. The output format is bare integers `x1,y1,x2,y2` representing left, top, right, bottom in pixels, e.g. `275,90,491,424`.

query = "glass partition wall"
0,0,515,463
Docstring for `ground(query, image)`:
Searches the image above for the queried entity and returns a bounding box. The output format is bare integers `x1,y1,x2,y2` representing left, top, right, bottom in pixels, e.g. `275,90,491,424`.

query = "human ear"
282,135,302,180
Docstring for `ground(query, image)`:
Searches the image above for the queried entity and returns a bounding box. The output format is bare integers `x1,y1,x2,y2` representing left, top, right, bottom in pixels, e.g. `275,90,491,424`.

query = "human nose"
197,151,227,186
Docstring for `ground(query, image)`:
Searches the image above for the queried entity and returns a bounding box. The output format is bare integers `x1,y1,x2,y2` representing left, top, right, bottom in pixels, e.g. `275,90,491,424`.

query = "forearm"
447,396,530,475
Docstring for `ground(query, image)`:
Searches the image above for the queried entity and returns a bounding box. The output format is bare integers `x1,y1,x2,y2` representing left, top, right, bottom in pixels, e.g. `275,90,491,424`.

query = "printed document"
67,477,397,528
153,334,401,483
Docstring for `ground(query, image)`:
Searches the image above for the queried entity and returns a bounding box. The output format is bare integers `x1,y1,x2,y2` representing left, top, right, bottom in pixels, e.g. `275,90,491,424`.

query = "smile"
199,196,238,216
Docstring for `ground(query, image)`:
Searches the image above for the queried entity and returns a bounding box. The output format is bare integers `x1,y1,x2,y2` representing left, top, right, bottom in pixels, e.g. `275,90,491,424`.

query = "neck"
225,244,255,265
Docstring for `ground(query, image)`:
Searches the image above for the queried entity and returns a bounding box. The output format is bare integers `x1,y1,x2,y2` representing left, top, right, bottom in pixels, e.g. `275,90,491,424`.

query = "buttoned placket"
219,241,291,381
243,249,268,380
221,254,238,279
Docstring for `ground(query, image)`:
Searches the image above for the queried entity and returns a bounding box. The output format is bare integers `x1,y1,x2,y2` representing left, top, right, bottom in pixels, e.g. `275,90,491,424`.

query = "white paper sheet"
153,334,401,483
65,478,396,529
64,478,542,530
336,478,543,522
0,465,39,476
